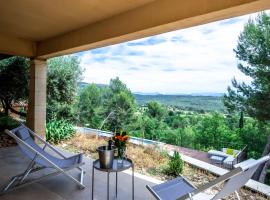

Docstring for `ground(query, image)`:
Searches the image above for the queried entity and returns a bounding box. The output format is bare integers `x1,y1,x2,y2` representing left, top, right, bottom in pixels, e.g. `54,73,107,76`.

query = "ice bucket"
97,146,115,169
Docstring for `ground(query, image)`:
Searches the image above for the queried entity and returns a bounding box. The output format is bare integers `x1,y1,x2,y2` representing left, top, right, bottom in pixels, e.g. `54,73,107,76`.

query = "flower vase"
117,147,126,165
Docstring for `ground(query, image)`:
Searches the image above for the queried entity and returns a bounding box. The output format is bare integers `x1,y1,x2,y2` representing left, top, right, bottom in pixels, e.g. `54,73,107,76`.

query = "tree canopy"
146,101,166,120
223,12,270,183
224,13,270,122
0,56,29,116
46,56,83,121
103,77,136,131
78,84,102,128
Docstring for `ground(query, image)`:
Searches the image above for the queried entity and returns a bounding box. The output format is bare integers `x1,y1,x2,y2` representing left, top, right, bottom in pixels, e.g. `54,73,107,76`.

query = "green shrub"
46,120,75,144
0,115,19,131
165,151,184,177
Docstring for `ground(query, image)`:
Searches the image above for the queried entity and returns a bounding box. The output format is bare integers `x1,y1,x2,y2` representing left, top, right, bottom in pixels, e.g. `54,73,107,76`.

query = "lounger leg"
77,166,84,172
235,191,241,200
19,154,38,184
116,172,118,198
2,158,36,192
92,167,95,200
188,193,194,200
80,169,84,186
1,166,47,194
61,170,85,189
107,172,110,200
19,167,34,184
3,177,18,192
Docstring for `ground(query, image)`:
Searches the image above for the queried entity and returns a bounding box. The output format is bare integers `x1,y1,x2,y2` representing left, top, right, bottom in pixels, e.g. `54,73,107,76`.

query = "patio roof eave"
36,0,270,59
1,0,270,59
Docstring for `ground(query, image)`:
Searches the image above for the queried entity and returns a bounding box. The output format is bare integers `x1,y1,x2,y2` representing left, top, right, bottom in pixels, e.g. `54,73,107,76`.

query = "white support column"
26,59,47,138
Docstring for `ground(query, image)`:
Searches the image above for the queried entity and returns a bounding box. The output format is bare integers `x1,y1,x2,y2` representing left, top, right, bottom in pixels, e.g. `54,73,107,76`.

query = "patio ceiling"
0,0,270,59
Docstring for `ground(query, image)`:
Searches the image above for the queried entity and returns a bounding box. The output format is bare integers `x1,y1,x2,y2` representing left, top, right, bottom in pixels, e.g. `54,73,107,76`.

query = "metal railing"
75,127,165,147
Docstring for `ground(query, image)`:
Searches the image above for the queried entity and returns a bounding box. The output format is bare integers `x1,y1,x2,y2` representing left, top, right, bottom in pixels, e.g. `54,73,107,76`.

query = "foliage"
0,56,29,116
239,111,244,129
0,114,19,131
47,102,78,123
223,12,270,183
135,94,224,113
146,101,166,120
129,108,266,159
194,113,232,150
78,84,102,128
46,120,75,144
164,151,183,177
102,77,136,131
239,119,269,158
223,12,270,122
47,56,82,104
53,77,266,162
48,74,267,161
47,56,83,121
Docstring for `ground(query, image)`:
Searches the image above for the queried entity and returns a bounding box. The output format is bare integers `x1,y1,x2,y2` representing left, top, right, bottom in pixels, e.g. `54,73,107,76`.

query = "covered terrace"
0,0,270,199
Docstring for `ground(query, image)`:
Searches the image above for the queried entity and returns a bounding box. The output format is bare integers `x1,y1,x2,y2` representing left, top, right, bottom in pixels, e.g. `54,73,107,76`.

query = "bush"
0,115,19,131
46,120,75,144
165,151,184,177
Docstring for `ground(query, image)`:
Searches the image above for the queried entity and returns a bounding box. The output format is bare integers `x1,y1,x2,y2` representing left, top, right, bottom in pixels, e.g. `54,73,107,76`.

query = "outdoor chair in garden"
208,146,248,169
1,124,85,194
146,155,270,200
222,145,248,169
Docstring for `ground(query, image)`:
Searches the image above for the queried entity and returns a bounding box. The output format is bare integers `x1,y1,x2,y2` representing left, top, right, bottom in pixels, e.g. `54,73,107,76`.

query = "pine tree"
239,111,244,129
223,12,270,183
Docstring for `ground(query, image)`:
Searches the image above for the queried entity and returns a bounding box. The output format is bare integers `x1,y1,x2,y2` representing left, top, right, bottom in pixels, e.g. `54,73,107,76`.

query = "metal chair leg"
3,177,18,192
19,168,33,184
235,191,241,200
80,169,84,185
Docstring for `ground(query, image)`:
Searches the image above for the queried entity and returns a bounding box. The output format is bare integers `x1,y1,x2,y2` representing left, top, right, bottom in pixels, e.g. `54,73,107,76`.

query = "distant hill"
78,82,107,91
134,92,224,97
77,82,225,112
77,82,89,90
134,94,225,112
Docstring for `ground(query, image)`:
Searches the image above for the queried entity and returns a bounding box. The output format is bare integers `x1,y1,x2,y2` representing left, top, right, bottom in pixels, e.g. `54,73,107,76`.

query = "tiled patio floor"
0,146,156,200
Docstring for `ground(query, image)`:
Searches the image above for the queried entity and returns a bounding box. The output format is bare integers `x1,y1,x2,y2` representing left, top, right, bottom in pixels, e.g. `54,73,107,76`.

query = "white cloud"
76,11,268,94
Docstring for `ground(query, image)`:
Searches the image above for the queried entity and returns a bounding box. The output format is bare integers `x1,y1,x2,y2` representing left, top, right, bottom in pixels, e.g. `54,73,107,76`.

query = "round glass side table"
91,158,134,200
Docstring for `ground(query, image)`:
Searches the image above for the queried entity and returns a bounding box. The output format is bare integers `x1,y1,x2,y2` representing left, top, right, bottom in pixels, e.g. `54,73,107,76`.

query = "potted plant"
112,130,129,164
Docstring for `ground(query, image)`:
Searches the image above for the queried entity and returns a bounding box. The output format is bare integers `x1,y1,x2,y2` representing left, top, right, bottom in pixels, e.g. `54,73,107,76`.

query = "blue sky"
76,11,267,94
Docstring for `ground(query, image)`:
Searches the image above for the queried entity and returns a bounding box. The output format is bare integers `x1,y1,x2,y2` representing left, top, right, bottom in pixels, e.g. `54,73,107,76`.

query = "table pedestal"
91,158,134,200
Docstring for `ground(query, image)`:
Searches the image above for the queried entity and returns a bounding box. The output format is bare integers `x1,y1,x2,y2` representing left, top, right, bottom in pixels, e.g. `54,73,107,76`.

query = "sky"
75,11,267,94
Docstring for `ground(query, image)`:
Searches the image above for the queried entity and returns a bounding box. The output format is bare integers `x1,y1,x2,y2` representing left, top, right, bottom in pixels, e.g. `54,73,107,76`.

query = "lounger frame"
147,156,270,200
1,124,85,195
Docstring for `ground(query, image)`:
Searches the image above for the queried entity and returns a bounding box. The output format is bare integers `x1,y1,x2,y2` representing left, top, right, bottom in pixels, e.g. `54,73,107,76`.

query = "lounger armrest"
235,156,270,171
